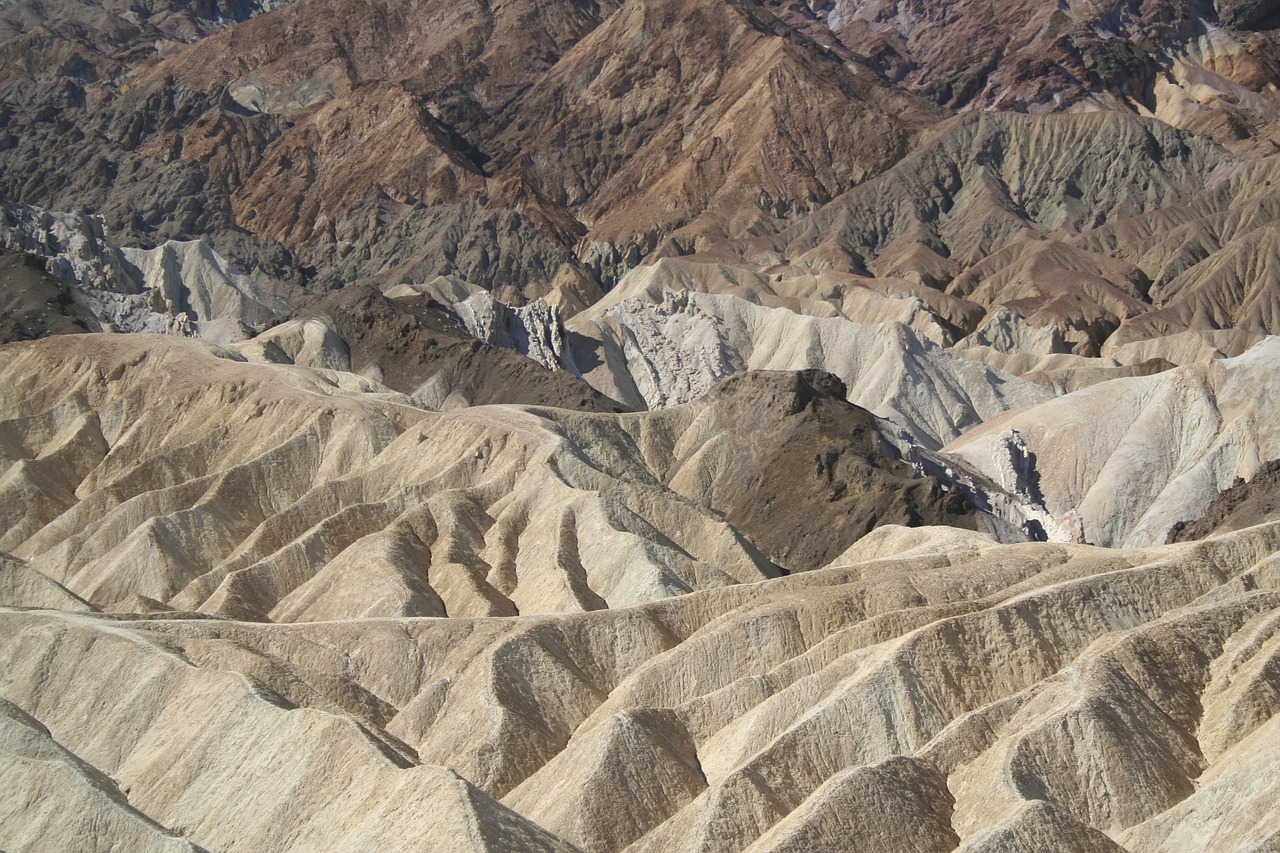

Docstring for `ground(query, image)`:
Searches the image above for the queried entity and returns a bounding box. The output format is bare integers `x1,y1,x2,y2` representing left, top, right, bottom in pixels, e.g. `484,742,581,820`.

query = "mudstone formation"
2,0,1280,850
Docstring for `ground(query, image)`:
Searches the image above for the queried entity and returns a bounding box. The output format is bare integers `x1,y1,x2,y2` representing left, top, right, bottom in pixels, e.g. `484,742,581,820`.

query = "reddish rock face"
0,0,1277,345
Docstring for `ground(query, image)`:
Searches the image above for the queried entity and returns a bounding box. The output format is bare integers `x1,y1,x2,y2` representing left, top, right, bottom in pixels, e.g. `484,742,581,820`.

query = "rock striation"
3,520,1280,851
568,286,1052,447
253,284,629,413
0,332,995,618
943,337,1280,548
452,292,577,374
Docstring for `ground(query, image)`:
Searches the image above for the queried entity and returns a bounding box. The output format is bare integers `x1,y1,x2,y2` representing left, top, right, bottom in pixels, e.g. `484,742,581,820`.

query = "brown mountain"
2,0,1278,304
0,248,97,342
0,0,925,297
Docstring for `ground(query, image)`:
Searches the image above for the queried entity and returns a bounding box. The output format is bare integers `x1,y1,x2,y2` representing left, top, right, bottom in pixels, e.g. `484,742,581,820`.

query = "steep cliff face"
568,286,1053,444
943,338,1280,548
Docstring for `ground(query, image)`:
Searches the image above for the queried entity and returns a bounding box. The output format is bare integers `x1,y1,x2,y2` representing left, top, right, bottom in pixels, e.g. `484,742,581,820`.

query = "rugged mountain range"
3,0,1278,295
3,0,1280,850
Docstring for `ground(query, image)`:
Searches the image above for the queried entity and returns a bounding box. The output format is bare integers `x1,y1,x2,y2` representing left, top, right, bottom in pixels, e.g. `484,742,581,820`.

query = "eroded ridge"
3,520,1279,851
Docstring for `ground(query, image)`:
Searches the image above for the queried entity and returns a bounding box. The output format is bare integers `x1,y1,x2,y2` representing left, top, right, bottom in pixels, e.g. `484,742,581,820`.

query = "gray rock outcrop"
0,202,292,341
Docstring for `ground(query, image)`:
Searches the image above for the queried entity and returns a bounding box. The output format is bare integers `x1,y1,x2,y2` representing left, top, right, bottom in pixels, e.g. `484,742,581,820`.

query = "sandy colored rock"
3,520,1278,851
943,336,1280,547
2,2,1280,851
0,333,784,618
0,700,205,853
0,552,93,611
569,288,1052,447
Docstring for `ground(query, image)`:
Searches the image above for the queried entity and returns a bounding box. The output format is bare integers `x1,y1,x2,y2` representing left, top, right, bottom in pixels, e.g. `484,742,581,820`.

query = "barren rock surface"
569,287,1052,447
1168,458,1280,543
3,326,1280,850
266,284,629,413
4,519,1280,851
0,248,97,342
943,337,1280,548
1,202,295,340
3,0,1280,849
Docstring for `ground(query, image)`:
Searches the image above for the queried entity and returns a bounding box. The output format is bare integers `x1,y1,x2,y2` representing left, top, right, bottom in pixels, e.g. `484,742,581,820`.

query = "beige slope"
739,756,958,853
0,552,93,612
0,331,993,615
954,800,1127,853
591,257,984,345
1102,328,1268,367
955,345,1179,395
0,700,204,853
0,334,776,619
1117,680,1280,851
944,336,1280,547
230,314,352,372
121,239,294,341
2,522,1279,851
0,610,576,853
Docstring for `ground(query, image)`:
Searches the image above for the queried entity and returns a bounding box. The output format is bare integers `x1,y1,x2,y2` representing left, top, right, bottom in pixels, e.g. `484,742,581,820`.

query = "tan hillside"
3,522,1279,851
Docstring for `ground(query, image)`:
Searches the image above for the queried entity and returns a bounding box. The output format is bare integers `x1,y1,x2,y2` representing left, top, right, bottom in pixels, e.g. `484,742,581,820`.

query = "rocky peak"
704,368,849,416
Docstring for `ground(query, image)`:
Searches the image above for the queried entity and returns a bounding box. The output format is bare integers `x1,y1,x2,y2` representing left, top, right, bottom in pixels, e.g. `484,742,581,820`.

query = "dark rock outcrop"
0,249,96,342
1168,459,1280,542
290,284,630,412
661,369,981,570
